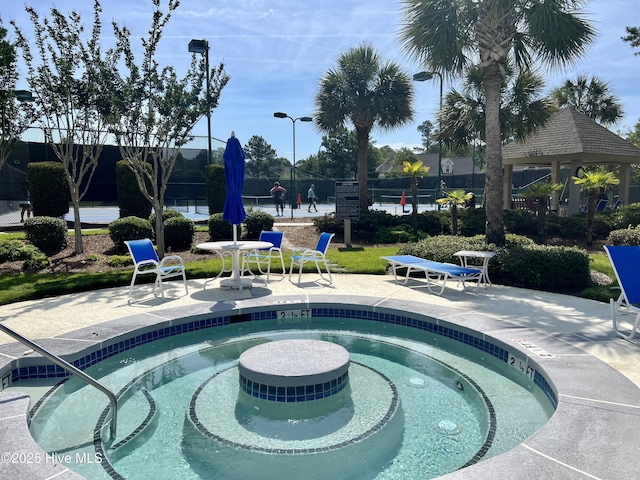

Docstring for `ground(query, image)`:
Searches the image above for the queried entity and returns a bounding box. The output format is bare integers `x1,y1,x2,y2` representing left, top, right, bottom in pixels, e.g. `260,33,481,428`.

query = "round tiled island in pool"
238,339,350,402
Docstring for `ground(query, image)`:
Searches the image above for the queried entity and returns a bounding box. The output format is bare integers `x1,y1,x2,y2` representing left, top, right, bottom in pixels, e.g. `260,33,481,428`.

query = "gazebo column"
503,164,514,209
568,159,582,215
618,163,630,206
550,160,561,212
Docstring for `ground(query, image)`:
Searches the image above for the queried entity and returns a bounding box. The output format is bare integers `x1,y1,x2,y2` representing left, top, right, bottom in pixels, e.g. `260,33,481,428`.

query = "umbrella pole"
231,224,241,288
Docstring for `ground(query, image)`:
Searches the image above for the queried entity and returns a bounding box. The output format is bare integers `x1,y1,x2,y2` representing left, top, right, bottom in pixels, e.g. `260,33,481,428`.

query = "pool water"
26,319,553,479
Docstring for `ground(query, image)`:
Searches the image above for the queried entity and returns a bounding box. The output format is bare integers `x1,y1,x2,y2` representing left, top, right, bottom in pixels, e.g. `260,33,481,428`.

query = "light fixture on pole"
189,39,212,166
413,71,443,210
273,112,313,219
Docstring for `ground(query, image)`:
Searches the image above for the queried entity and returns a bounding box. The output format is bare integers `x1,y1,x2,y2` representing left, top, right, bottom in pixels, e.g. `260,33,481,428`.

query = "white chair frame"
125,239,188,300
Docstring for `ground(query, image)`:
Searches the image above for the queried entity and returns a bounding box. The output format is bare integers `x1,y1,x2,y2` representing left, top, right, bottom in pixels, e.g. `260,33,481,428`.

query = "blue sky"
4,0,639,163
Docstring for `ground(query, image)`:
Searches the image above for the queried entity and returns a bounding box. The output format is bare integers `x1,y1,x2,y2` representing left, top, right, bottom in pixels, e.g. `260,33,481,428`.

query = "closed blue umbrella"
222,132,246,242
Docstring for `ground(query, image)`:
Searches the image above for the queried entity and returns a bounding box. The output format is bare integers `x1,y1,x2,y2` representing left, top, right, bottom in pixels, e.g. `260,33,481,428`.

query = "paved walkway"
1,274,639,479
1,275,637,387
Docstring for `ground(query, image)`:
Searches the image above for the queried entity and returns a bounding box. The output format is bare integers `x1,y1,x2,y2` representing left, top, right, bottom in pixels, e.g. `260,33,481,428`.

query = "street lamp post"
273,112,313,219
188,39,212,165
413,71,443,210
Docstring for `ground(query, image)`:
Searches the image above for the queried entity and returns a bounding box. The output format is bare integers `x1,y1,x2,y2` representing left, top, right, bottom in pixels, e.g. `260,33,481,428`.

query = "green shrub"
206,164,226,214
398,235,490,263
459,208,485,237
607,226,640,245
313,215,343,235
208,213,233,241
373,224,416,243
164,216,195,250
116,160,152,219
0,238,50,271
545,212,612,241
397,233,587,293
244,211,275,239
149,209,184,229
546,215,585,239
418,211,448,235
108,216,154,250
592,212,614,239
355,210,402,241
504,233,536,247
23,216,68,254
490,244,590,293
107,255,133,268
27,162,69,217
612,202,640,229
22,253,52,271
504,209,537,236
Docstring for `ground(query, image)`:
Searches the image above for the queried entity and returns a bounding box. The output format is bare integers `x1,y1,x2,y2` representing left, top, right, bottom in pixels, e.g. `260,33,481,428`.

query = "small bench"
381,255,486,295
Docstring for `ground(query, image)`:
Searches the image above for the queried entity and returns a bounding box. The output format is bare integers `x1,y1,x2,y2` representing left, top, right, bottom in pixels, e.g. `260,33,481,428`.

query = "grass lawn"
0,243,618,306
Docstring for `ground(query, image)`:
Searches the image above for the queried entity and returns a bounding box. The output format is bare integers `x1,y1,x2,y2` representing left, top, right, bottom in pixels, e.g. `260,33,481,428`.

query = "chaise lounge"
381,254,486,295
603,245,640,340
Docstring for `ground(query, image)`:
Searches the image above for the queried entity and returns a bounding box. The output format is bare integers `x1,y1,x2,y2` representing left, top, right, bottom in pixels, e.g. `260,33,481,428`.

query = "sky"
3,0,640,164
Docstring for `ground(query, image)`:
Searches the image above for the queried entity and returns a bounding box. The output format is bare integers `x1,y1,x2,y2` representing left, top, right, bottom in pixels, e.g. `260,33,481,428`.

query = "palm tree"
574,171,618,245
315,43,414,212
402,158,430,234
438,65,553,154
519,181,563,243
399,0,595,246
437,190,473,235
551,75,623,126
573,170,619,245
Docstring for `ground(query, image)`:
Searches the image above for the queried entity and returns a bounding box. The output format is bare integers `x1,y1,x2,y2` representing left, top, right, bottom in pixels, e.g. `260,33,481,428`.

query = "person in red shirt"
270,182,286,217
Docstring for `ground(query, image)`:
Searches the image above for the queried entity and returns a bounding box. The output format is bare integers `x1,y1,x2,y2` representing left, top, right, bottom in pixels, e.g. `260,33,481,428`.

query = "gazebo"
502,106,640,215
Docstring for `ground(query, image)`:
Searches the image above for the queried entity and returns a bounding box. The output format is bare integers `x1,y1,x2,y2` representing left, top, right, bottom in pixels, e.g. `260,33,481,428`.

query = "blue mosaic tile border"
189,362,400,455
11,316,230,383
8,306,556,409
251,307,557,409
239,372,349,402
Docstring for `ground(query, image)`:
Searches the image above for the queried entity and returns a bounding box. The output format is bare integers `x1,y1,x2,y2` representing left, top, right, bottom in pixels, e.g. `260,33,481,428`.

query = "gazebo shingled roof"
502,106,640,165
501,106,640,214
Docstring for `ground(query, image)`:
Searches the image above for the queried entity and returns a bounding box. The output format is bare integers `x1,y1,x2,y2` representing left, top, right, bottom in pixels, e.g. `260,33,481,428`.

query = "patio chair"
580,198,608,213
603,245,640,340
289,232,335,284
125,239,188,300
241,230,285,283
609,199,622,210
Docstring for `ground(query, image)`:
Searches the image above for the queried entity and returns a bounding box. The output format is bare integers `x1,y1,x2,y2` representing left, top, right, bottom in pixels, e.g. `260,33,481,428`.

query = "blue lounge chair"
242,230,285,283
580,198,608,213
289,232,334,284
609,199,622,210
125,239,188,300
603,245,640,340
381,255,485,295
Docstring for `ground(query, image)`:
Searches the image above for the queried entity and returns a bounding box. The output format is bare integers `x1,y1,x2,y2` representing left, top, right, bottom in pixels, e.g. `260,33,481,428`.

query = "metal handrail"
0,323,117,440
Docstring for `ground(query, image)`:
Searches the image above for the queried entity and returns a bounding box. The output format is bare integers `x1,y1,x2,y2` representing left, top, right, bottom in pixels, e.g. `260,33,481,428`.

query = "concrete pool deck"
1,274,639,479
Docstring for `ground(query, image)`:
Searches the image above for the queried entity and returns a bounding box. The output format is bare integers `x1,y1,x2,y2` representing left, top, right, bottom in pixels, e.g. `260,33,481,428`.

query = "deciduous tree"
0,19,34,173
13,1,112,254
105,0,229,256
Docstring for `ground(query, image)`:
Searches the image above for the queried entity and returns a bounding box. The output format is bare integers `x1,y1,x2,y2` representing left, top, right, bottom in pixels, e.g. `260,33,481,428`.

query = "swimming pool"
14,305,554,479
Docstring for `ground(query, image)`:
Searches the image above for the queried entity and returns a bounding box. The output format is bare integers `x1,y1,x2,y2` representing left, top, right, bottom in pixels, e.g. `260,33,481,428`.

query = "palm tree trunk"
356,126,371,213
451,205,459,235
411,177,418,235
483,63,505,246
536,196,547,243
586,190,597,246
